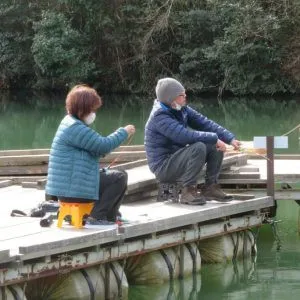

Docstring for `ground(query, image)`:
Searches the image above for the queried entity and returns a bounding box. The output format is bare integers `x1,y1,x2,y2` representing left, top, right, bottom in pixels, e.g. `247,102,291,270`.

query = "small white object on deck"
253,136,288,149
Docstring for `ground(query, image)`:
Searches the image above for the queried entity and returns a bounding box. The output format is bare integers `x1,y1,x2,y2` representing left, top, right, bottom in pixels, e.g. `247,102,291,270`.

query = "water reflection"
129,273,202,300
128,258,256,300
0,91,299,153
128,250,300,300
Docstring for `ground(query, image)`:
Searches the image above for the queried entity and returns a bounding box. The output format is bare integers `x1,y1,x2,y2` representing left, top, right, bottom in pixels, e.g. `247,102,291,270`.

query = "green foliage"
32,11,95,89
176,0,298,95
175,9,222,92
0,1,35,88
0,0,300,95
206,1,295,95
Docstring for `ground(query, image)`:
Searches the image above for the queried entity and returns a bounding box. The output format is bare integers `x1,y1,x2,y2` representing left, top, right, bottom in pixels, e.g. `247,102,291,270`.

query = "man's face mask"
174,102,183,111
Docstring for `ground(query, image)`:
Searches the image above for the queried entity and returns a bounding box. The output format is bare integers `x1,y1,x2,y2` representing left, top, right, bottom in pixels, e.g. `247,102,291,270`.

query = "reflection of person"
46,85,135,225
144,78,241,205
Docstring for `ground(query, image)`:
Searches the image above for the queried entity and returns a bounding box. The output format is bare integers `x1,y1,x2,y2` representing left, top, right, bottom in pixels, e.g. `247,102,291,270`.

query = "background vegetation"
1,0,300,95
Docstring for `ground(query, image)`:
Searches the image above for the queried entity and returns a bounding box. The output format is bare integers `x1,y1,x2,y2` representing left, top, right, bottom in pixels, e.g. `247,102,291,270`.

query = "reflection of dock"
0,145,299,298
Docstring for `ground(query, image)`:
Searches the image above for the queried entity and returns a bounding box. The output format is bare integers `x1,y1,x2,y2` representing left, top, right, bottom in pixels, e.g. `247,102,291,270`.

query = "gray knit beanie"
155,78,185,104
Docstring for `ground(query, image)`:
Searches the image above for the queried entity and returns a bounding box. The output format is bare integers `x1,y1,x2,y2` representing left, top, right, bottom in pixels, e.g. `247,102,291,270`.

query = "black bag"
11,200,60,218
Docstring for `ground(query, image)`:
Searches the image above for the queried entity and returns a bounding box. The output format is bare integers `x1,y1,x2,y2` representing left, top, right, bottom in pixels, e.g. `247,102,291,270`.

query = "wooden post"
298,127,300,148
266,136,278,217
266,136,274,197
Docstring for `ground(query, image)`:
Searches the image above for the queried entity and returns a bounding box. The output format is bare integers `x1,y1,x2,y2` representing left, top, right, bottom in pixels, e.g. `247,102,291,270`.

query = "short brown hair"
66,85,102,120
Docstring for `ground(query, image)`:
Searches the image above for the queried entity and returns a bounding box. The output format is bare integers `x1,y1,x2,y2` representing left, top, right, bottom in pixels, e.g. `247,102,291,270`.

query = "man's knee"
206,143,224,160
189,142,207,158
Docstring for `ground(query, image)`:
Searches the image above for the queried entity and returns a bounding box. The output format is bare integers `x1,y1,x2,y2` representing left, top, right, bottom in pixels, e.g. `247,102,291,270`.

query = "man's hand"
230,139,241,151
216,139,227,152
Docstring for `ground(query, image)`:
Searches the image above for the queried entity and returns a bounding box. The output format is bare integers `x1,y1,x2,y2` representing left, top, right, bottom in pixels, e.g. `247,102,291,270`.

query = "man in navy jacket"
144,78,241,205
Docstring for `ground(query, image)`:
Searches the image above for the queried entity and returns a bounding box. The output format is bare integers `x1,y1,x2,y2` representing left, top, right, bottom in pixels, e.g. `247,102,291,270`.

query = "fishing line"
282,123,300,136
229,122,300,158
107,133,135,169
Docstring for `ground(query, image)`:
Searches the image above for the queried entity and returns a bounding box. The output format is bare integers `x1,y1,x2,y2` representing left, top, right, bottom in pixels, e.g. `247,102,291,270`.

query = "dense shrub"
0,0,299,95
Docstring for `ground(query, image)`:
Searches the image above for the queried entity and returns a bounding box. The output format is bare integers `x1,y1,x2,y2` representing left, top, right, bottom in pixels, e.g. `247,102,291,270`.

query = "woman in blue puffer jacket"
46,85,135,225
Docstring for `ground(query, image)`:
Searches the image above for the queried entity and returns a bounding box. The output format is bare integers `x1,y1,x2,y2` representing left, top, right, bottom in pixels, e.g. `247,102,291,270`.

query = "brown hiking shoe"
201,184,233,202
180,186,206,205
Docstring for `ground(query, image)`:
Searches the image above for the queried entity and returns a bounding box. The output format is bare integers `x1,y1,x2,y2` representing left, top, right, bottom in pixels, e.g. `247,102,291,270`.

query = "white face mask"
83,112,96,125
174,102,183,111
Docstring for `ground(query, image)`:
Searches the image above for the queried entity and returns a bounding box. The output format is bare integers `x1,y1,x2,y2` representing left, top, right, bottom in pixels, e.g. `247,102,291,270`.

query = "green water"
1,91,300,299
0,91,299,152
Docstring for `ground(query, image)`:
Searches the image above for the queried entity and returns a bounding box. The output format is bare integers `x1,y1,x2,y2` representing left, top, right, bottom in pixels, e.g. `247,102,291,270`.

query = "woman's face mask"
83,112,96,125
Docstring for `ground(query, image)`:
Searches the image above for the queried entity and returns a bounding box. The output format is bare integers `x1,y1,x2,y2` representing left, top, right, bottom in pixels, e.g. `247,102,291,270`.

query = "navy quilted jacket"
46,115,128,200
144,100,235,173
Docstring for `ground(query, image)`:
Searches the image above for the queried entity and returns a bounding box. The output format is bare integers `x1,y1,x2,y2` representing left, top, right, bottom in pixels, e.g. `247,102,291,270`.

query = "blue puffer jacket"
46,115,128,200
144,100,235,174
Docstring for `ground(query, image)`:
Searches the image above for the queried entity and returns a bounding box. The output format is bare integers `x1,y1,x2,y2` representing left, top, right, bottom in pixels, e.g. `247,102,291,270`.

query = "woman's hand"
124,125,136,136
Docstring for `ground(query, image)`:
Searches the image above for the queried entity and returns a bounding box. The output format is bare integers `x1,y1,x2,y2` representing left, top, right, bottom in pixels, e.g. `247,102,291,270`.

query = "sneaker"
85,217,115,226
201,184,233,202
180,186,206,205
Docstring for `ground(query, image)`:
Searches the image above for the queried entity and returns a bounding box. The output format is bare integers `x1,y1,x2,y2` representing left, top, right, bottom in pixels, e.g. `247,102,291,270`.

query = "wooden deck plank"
0,218,45,242
0,176,46,183
0,183,273,262
219,179,267,184
0,180,13,188
2,156,299,264
0,250,10,263
230,165,260,172
0,151,146,166
248,159,300,181
0,145,146,156
219,172,261,179
248,154,300,160
237,189,300,201
0,186,45,217
18,196,272,260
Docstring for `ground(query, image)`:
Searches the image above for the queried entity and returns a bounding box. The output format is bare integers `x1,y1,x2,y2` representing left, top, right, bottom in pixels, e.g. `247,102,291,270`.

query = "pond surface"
1,91,299,299
0,90,299,153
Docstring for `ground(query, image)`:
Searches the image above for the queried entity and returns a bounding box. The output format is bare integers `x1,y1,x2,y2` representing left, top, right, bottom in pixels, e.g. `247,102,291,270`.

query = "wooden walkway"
1,152,299,286
0,180,272,285
0,182,272,261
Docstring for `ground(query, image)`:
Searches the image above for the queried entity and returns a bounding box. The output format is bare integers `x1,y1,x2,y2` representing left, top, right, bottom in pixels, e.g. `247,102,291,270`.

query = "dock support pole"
266,136,274,198
266,136,277,217
179,244,185,279
105,263,110,300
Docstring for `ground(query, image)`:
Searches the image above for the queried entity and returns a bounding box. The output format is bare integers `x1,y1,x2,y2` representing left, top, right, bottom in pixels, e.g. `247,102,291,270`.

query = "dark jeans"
155,142,223,187
59,169,128,221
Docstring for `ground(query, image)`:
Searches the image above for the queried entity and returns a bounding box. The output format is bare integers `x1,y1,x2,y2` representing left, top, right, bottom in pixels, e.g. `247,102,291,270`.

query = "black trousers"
58,169,128,221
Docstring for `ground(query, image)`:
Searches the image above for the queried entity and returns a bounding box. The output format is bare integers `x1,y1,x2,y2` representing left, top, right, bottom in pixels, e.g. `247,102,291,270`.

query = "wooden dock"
0,183,272,285
0,147,299,295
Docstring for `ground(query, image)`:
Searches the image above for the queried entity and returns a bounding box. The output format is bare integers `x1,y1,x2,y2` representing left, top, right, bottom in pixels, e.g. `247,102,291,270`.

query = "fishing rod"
107,133,135,169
